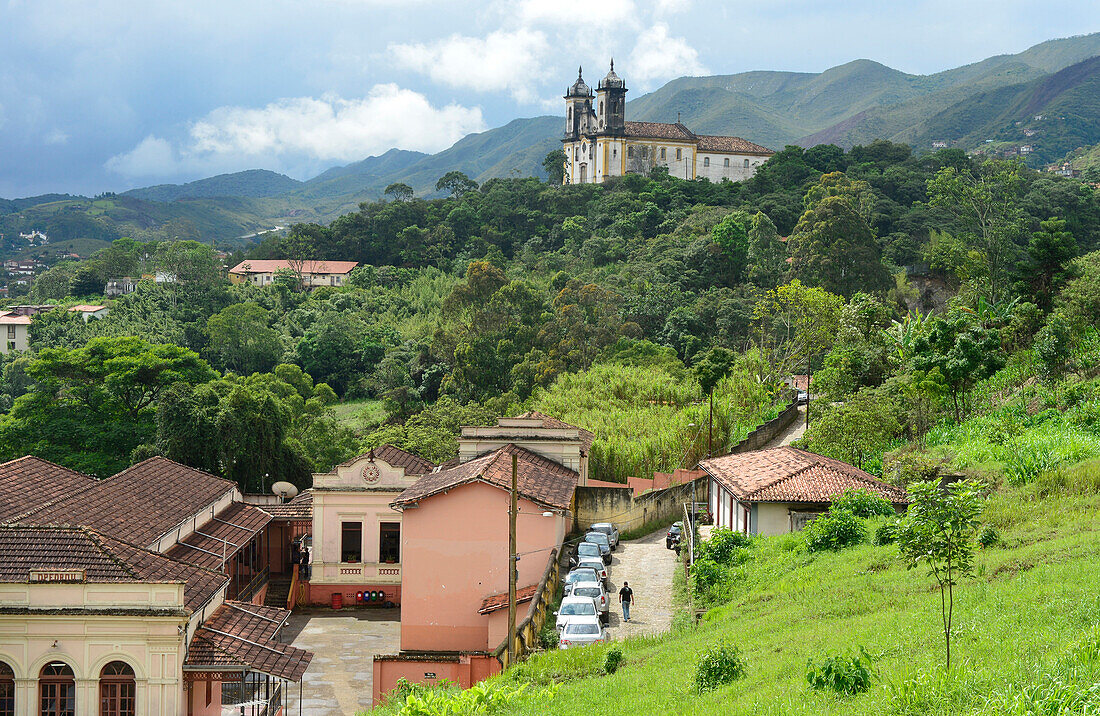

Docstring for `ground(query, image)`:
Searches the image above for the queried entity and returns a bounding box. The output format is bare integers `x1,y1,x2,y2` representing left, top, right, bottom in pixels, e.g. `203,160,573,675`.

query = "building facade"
0,314,29,354
228,260,358,290
562,62,774,185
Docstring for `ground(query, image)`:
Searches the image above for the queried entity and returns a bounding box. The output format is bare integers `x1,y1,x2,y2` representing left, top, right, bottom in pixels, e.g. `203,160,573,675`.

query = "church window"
724,158,730,167
575,148,579,160
704,157,710,167
582,142,587,154
599,101,604,116
744,159,750,167
628,146,634,158
568,107,573,124
676,148,682,160
660,148,666,160
641,147,648,159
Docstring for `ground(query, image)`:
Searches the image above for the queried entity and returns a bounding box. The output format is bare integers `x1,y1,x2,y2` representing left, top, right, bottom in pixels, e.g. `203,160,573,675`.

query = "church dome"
566,67,592,97
597,60,625,90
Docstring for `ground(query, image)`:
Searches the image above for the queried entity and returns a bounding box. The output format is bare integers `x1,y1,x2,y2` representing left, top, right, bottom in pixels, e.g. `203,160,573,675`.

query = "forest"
5,140,1100,493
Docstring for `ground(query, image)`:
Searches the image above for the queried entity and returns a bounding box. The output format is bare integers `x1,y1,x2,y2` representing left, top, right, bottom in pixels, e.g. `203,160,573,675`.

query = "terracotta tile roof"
0,456,97,523
477,584,539,614
261,490,313,521
513,411,595,452
624,121,696,140
345,445,434,476
696,135,774,155
20,457,237,548
186,601,313,681
165,502,272,570
0,526,227,611
393,444,578,511
699,447,908,504
67,304,107,312
228,260,358,275
0,313,31,325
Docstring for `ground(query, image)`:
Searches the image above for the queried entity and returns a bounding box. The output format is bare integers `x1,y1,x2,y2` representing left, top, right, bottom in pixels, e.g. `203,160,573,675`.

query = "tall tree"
911,315,1004,422
711,211,751,282
205,302,284,375
436,171,478,197
384,182,414,202
746,211,787,288
543,149,567,185
753,280,844,380
789,194,891,297
1016,216,1077,310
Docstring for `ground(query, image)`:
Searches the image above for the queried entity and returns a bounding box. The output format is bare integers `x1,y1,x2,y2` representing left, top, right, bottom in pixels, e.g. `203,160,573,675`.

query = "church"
562,62,774,184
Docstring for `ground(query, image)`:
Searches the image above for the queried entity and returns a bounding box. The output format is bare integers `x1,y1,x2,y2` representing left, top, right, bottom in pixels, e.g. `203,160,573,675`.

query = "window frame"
379,522,400,563
341,521,363,563
99,661,136,716
39,662,75,716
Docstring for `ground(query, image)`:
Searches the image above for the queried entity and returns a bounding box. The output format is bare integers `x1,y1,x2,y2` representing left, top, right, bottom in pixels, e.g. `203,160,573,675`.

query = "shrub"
873,519,900,546
698,527,753,564
805,648,874,695
694,643,746,692
977,524,998,548
804,510,867,552
539,621,560,649
604,646,624,674
830,488,896,518
691,558,723,597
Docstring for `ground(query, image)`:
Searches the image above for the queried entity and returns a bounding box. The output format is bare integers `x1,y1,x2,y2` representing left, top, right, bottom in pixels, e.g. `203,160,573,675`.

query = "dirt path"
605,527,678,639
767,404,807,447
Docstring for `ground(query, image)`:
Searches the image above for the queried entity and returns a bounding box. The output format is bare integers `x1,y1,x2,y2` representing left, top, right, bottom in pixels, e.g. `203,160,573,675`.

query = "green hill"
122,169,302,202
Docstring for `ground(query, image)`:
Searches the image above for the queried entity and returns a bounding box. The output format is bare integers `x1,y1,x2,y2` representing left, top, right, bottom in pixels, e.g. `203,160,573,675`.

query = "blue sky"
2,0,1099,197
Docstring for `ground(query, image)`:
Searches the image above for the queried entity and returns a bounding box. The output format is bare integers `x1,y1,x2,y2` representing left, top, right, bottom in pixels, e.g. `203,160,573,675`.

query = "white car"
563,567,601,587
559,617,608,649
554,595,599,632
566,580,609,624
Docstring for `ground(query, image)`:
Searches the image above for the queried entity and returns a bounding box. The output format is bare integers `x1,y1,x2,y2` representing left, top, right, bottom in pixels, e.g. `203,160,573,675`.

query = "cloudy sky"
2,0,1099,197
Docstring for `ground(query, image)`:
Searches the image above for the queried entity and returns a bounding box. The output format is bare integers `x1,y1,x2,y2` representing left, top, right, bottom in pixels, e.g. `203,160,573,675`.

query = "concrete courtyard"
282,608,400,715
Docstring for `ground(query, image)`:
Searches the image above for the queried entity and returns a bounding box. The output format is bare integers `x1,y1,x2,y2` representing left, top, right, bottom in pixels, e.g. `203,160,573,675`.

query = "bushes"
694,643,746,692
873,519,900,545
698,527,753,564
831,488,896,518
978,524,999,548
691,558,723,598
805,648,875,695
804,509,867,552
604,647,623,674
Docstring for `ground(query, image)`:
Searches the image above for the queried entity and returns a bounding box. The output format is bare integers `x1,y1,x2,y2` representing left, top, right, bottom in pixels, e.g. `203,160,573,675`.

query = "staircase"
264,576,293,609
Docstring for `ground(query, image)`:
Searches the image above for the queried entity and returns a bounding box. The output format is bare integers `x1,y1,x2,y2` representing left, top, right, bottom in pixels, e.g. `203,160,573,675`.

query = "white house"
68,304,109,322
0,312,30,354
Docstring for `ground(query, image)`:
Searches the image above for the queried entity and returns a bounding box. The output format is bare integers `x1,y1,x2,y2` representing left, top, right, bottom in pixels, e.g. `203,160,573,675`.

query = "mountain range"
4,32,1100,248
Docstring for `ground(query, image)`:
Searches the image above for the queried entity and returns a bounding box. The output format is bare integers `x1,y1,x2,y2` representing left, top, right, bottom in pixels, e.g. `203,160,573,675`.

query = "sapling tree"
896,479,984,670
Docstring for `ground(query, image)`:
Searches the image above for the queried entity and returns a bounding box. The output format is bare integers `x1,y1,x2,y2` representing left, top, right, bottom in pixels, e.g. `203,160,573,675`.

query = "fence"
493,547,561,668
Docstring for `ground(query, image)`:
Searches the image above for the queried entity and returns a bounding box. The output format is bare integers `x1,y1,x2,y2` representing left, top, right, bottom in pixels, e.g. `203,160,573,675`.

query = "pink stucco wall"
373,654,500,707
398,481,566,653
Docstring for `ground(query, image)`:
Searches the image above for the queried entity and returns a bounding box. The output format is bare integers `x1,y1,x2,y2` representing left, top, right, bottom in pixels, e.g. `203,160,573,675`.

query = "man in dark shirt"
619,581,634,622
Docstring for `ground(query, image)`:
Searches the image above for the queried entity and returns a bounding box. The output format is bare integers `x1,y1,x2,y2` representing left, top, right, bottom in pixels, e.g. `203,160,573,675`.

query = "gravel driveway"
605,527,679,639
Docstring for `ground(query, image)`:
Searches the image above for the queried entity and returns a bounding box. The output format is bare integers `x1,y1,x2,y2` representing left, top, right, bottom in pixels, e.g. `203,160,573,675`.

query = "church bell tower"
596,60,627,134
564,67,593,138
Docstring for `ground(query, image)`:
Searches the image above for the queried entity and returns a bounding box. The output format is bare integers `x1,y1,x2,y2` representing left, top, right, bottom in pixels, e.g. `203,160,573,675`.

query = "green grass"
333,398,387,434
373,475,1100,715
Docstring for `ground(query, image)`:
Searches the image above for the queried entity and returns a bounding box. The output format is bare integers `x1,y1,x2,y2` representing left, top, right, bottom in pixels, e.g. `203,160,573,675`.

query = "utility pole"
708,389,714,458
506,453,518,666
805,358,812,429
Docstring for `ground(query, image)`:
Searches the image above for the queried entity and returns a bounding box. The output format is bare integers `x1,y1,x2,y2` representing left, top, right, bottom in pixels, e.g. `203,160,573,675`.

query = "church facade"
562,62,774,185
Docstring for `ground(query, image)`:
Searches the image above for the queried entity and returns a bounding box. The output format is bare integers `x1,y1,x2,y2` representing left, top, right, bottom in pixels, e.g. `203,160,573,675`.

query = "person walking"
619,581,635,622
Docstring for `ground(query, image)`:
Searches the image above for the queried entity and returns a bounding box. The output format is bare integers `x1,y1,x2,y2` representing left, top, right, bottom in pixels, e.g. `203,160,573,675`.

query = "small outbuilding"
699,446,908,536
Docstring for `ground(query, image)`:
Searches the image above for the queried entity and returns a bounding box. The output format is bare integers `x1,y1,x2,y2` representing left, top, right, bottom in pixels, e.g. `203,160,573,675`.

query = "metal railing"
236,566,270,602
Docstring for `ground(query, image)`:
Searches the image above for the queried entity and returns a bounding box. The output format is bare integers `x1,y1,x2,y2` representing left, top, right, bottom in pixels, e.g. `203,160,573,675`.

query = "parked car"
575,557,609,586
554,595,600,632
570,540,604,568
563,567,602,587
666,522,683,550
796,389,809,405
558,617,608,649
584,531,612,562
588,522,620,549
566,580,609,624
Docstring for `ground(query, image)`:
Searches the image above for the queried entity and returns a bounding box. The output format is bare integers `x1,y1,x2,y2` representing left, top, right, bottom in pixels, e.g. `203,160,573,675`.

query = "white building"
0,313,30,354
561,62,773,185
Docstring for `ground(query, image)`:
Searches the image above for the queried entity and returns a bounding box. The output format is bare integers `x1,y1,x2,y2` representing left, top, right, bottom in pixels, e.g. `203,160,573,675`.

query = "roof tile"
186,601,313,681
0,456,97,523
229,260,358,275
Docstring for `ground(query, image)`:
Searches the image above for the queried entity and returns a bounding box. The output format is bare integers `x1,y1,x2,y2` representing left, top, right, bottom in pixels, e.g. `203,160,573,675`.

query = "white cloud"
105,85,485,178
44,129,68,145
515,0,635,26
653,0,691,14
390,29,550,103
628,23,706,88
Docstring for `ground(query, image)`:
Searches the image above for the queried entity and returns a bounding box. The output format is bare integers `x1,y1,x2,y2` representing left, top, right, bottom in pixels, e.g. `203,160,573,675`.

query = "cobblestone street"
606,528,679,639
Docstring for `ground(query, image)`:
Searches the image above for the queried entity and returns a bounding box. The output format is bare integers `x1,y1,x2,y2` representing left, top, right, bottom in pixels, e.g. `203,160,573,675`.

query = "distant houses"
228,259,358,289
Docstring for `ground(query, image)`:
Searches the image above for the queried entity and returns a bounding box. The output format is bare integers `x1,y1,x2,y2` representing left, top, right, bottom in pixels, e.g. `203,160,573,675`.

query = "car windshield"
566,570,598,583
578,543,600,554
669,526,681,534
591,524,612,533
573,587,601,598
560,602,596,615
566,623,600,635
578,561,603,572
586,533,609,545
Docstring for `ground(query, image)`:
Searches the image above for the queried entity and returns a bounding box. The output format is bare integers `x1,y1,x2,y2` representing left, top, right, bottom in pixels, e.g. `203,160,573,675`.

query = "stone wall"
728,399,800,454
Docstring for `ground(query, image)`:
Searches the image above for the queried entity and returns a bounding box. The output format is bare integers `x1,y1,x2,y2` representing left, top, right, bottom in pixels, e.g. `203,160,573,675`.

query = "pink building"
373,414,588,704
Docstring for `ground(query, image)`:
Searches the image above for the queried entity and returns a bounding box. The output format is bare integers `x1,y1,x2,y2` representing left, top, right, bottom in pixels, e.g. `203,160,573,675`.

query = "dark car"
666,523,683,550
584,532,613,564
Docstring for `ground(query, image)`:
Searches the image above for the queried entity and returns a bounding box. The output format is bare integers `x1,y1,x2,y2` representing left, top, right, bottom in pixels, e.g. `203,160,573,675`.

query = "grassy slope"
469,480,1100,715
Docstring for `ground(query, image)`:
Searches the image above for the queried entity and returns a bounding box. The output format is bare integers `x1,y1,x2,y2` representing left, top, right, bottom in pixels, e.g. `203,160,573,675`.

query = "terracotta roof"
624,121,696,141
67,304,107,312
0,526,227,611
0,456,97,523
0,313,31,325
478,584,539,614
513,411,595,452
393,444,578,511
261,490,313,521
699,447,908,504
696,135,774,155
345,445,434,476
20,457,237,548
228,260,358,275
165,502,272,570
186,601,312,681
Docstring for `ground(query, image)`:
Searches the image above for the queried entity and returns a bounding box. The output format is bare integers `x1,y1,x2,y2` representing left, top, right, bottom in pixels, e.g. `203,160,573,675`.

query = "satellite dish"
272,481,299,500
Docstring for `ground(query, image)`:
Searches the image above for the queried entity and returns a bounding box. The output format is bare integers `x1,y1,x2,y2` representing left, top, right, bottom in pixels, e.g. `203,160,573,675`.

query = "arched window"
568,107,573,124
703,157,710,167
0,662,13,716
39,662,74,716
627,146,634,158
599,100,604,116
744,158,750,168
100,661,135,716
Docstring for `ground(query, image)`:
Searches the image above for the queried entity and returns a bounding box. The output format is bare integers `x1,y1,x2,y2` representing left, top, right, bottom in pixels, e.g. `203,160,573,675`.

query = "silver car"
566,580,609,624
589,522,620,549
563,567,601,587
559,617,608,648
555,595,600,631
575,557,608,585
